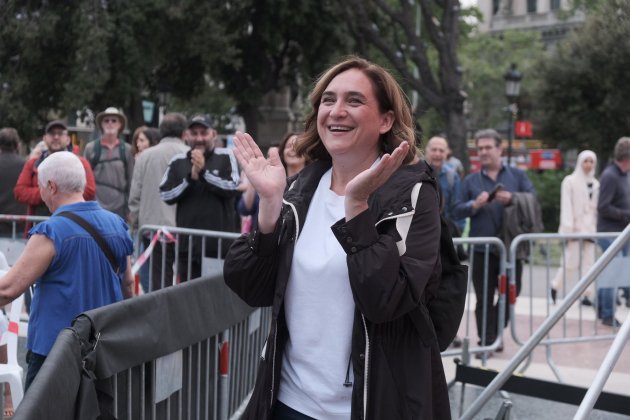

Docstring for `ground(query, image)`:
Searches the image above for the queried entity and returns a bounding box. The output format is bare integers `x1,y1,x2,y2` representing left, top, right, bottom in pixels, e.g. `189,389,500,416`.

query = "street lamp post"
504,63,522,167
156,80,172,125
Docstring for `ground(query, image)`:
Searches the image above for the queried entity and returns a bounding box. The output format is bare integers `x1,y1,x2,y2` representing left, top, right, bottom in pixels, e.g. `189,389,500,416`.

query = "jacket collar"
283,160,332,234
283,158,437,237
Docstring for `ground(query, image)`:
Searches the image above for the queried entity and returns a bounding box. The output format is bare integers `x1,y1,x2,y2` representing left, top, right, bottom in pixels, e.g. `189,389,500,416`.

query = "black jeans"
24,350,47,391
272,401,316,420
143,237,175,291
471,251,522,345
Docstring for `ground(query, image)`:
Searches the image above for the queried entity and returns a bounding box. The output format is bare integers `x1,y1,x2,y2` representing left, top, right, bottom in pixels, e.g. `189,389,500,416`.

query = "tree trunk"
446,108,470,171
240,103,259,144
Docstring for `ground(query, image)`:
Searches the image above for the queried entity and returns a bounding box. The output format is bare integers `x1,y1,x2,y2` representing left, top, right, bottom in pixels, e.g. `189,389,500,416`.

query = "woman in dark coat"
224,56,450,420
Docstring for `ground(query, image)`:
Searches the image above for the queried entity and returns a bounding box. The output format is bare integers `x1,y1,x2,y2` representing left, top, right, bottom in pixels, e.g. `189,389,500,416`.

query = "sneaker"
602,318,622,328
581,296,593,306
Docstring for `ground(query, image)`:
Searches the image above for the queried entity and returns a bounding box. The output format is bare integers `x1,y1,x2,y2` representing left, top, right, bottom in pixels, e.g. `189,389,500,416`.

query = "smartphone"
487,183,504,202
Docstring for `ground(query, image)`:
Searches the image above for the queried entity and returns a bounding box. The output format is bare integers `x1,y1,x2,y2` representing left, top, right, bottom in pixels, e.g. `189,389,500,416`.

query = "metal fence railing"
505,232,627,381
460,224,630,420
133,225,240,293
442,237,507,362
13,272,270,420
0,214,49,265
5,215,630,419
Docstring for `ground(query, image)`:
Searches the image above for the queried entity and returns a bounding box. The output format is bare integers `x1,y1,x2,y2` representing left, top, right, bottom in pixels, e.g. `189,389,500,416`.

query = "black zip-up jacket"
224,159,451,419
160,147,241,256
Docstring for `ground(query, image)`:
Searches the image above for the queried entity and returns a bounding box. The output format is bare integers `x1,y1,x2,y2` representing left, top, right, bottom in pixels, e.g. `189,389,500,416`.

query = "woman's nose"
329,100,346,118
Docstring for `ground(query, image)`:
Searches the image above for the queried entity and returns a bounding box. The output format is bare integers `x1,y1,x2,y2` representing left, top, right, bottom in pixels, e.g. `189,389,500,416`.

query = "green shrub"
527,169,570,233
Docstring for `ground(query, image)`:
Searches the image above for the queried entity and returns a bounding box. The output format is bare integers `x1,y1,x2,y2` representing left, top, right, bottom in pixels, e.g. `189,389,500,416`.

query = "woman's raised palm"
233,131,287,200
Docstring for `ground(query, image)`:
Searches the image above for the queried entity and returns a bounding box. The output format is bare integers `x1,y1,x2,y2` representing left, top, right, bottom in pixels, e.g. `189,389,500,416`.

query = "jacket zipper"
362,185,419,418
282,198,300,239
361,314,370,420
270,200,299,408
269,319,278,407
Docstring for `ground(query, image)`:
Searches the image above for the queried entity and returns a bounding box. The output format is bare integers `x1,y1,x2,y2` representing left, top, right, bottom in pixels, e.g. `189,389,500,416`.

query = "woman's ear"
379,110,395,134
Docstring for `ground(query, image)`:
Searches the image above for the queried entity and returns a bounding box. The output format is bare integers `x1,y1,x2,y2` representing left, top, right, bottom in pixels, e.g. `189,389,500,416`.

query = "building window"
527,0,537,13
493,0,501,14
550,0,561,10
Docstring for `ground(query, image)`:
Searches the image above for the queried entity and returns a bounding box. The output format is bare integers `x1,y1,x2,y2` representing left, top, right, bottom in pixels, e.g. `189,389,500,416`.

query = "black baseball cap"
187,115,213,129
45,120,67,133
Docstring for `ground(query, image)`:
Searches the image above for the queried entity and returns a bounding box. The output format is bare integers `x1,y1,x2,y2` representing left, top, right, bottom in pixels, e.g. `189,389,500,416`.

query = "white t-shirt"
278,168,355,419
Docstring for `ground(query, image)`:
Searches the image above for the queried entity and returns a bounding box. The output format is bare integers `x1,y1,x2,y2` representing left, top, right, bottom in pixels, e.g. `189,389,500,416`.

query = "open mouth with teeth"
329,125,353,132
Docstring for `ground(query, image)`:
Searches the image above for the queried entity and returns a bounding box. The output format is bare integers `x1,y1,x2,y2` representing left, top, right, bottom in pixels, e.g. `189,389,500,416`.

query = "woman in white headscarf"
550,150,599,305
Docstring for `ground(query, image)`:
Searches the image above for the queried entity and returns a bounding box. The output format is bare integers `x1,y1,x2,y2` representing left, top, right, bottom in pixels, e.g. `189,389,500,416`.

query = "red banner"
515,120,533,138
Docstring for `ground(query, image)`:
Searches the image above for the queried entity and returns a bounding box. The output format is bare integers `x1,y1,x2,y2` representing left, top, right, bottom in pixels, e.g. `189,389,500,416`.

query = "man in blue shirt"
0,151,134,390
596,137,630,327
425,135,466,231
454,129,535,355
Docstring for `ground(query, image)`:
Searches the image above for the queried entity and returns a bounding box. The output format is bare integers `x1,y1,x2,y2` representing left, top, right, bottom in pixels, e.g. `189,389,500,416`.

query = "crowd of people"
0,56,628,417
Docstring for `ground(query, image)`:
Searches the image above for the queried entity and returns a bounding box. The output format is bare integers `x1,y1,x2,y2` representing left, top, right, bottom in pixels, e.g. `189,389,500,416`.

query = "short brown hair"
614,137,630,162
0,128,20,152
474,129,502,148
295,56,417,164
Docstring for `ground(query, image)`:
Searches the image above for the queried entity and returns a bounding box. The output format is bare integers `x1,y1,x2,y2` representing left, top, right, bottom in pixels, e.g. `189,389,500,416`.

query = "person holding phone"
486,183,504,202
454,128,536,358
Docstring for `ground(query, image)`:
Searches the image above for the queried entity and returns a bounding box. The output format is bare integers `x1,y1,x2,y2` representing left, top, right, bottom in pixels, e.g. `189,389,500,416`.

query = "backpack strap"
57,211,120,274
118,141,129,199
88,140,102,169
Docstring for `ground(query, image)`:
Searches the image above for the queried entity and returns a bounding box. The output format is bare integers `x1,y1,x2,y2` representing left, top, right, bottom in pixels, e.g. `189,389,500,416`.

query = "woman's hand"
344,141,410,220
233,131,286,233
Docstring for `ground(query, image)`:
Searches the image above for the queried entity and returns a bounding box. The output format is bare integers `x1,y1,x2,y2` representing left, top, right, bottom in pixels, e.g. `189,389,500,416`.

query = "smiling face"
316,68,394,163
282,135,305,168
426,137,448,171
188,124,215,152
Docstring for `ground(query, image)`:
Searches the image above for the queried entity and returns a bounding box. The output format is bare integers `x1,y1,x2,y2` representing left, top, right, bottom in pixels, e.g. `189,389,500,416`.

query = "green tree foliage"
0,2,83,139
534,0,630,160
341,0,471,165
460,30,545,135
0,0,348,143
214,0,350,138
527,169,568,232
0,1,236,139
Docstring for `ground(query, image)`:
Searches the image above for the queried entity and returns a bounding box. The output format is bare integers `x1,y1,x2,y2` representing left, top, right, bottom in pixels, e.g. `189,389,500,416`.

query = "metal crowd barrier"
506,231,626,381
442,237,507,362
134,225,241,292
13,272,271,420
131,229,507,362
0,214,49,265
460,224,630,420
